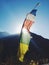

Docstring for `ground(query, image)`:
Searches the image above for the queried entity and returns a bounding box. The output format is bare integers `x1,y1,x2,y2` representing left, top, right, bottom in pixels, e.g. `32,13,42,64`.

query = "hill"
0,32,10,38
0,32,49,64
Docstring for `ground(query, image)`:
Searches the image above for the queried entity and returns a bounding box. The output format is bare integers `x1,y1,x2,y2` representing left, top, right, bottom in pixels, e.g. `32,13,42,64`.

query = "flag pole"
33,2,40,9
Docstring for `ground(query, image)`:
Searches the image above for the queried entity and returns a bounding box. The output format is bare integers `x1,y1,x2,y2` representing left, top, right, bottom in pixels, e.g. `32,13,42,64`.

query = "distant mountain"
0,32,49,64
0,32,10,38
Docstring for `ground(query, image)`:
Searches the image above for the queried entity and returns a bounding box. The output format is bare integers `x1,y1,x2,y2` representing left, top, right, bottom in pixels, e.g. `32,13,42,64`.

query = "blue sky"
0,0,49,39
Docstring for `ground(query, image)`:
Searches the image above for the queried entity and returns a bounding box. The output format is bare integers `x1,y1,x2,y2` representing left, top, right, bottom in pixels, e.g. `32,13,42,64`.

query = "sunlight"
16,24,22,34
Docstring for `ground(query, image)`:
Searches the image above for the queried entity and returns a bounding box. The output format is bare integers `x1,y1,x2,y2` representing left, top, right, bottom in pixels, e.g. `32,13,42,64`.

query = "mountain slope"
0,32,10,38
0,32,49,64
